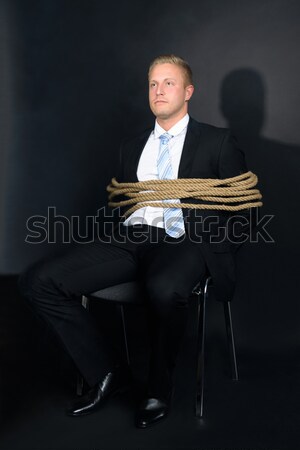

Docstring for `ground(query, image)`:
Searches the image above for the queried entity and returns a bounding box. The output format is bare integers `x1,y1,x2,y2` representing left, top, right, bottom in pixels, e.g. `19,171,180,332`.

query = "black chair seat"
89,281,143,304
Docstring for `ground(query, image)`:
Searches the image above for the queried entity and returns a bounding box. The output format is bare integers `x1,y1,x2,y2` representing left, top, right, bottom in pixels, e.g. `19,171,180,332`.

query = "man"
19,55,248,428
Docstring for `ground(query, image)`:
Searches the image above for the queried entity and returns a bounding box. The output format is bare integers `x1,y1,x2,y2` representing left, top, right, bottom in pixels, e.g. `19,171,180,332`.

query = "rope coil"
107,171,263,217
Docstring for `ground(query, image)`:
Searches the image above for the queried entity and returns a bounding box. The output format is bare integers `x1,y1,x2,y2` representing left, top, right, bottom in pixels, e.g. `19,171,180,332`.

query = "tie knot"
160,132,172,145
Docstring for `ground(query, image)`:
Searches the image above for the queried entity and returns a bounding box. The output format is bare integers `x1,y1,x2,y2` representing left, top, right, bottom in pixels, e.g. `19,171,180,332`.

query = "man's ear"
185,84,194,101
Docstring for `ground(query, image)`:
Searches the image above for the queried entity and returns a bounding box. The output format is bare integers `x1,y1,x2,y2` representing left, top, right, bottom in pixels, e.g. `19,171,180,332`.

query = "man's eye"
150,83,156,88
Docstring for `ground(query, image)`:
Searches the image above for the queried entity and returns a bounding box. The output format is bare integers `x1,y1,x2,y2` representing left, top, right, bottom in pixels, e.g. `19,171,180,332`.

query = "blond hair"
148,54,193,86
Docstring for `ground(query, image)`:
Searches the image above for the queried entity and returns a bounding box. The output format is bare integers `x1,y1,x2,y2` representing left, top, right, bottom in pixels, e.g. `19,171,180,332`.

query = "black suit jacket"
115,117,249,301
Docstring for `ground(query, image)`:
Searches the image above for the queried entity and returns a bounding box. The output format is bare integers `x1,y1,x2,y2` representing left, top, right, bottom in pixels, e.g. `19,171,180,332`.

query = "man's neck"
156,112,188,131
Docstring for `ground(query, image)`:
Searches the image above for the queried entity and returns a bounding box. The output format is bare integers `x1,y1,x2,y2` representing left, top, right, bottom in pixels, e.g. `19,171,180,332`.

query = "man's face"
148,63,194,123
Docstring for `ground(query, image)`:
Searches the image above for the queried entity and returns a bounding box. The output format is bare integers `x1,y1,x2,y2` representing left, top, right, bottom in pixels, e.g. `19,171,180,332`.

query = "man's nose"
156,84,164,95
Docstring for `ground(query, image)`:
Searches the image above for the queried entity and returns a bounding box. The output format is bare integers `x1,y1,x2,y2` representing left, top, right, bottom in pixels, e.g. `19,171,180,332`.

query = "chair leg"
120,305,130,366
195,287,207,418
76,295,90,396
223,301,239,380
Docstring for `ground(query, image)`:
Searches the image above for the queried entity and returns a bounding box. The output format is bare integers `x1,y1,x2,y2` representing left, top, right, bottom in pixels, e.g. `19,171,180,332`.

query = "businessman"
19,55,248,428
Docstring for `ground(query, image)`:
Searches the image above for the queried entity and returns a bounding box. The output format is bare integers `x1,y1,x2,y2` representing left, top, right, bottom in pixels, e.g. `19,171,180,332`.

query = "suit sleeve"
217,131,248,178
216,130,252,247
115,141,124,182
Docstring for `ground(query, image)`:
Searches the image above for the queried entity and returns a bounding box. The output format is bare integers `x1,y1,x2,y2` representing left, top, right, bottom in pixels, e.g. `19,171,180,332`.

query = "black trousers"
19,224,206,398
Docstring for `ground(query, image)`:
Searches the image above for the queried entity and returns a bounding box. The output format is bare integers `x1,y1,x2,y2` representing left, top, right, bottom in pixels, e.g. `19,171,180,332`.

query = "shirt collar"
154,114,189,139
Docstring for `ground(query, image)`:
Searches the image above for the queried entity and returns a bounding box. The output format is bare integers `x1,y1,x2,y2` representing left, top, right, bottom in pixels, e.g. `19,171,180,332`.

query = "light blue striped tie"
157,132,185,238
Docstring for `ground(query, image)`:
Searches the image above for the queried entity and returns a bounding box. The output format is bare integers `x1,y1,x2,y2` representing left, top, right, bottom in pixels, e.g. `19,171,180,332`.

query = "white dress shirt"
123,114,189,228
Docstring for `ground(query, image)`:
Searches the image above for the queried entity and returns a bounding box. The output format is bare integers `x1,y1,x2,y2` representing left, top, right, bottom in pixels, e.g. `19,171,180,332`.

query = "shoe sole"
66,383,133,417
135,411,169,429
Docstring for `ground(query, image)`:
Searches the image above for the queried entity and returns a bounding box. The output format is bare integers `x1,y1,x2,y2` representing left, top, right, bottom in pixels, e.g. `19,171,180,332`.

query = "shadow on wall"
219,69,300,349
220,68,300,252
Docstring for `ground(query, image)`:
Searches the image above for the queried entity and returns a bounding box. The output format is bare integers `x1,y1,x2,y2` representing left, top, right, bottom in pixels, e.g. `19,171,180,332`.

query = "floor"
0,276,299,450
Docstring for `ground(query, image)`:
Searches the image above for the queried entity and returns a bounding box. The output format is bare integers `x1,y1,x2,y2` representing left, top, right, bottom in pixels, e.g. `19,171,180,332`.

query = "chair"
78,276,239,418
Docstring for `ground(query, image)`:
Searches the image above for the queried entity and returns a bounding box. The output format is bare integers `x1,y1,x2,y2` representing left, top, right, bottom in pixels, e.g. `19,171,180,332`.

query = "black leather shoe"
66,367,132,417
136,396,171,428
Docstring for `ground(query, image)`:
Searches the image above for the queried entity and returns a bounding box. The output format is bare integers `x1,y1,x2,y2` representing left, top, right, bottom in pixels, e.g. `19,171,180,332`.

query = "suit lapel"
126,117,202,181
126,128,152,182
178,117,202,178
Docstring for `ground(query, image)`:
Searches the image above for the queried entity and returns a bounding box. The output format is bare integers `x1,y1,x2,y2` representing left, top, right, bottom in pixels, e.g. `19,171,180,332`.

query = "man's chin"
154,111,170,120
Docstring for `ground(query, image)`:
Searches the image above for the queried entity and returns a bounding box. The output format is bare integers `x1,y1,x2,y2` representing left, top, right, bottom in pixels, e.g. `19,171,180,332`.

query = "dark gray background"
0,1,299,448
0,0,299,367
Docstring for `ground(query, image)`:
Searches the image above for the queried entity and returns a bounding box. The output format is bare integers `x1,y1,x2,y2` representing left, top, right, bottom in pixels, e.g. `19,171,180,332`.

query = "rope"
107,171,262,217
